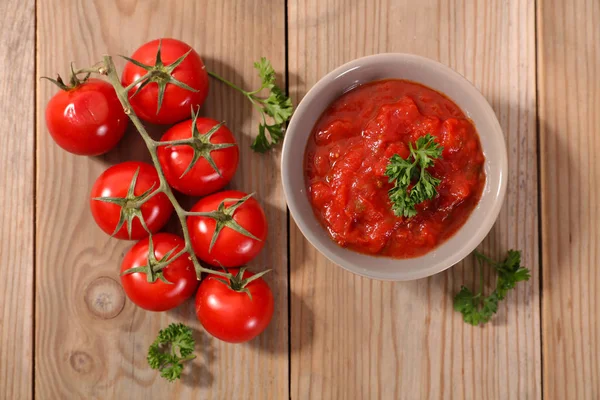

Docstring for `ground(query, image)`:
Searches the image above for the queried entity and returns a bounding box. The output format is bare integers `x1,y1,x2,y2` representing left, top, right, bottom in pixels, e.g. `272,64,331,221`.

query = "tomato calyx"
121,40,199,114
213,267,271,300
41,63,91,91
92,167,158,239
186,193,262,253
159,108,235,178
121,235,181,283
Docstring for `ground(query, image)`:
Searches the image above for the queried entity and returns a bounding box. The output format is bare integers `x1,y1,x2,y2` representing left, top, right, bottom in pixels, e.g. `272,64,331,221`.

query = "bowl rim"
281,52,508,281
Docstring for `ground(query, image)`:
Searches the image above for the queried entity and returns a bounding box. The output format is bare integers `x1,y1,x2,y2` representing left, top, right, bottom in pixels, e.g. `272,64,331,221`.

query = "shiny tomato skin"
90,161,173,240
121,38,209,124
45,79,127,155
157,118,239,196
195,269,274,343
121,233,198,311
187,190,268,267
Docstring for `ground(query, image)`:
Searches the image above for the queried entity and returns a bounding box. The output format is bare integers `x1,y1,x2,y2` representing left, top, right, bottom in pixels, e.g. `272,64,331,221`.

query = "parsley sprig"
385,134,443,218
454,250,531,326
147,323,196,382
208,57,293,153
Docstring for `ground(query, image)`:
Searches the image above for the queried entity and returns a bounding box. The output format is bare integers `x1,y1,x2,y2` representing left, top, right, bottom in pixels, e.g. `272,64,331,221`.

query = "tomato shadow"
256,198,289,264
289,291,315,353
247,290,313,355
93,120,169,168
181,326,216,388
243,199,300,354
167,296,217,388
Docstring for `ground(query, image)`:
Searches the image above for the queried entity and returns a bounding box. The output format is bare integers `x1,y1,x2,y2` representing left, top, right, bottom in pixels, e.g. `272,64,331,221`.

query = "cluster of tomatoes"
44,38,274,343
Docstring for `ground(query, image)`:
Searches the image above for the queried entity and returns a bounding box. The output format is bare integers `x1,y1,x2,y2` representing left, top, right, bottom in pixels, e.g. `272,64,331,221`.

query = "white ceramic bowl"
281,53,507,281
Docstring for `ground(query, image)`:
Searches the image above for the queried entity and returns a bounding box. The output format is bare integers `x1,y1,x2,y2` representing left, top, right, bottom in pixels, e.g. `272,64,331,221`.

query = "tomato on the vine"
90,161,173,240
187,190,268,267
121,38,209,125
195,268,274,343
121,233,198,312
45,78,127,155
157,115,239,196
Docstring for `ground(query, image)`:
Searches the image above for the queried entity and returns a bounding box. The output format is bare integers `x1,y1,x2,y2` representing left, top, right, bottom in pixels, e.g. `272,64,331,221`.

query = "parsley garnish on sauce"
385,134,443,218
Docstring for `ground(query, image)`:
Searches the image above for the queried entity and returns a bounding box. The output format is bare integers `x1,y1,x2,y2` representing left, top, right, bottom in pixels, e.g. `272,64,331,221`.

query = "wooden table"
1,0,598,399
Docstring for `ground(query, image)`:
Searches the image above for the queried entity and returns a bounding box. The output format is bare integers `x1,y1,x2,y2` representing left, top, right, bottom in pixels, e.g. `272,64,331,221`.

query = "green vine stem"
97,55,226,279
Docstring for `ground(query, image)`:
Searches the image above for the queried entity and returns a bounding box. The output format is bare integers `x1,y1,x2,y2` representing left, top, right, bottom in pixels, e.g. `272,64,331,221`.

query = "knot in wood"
69,351,94,374
84,276,125,319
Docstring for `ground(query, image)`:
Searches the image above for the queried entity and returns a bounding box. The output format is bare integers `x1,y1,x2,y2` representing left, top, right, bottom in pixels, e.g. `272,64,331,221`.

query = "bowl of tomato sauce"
282,54,507,281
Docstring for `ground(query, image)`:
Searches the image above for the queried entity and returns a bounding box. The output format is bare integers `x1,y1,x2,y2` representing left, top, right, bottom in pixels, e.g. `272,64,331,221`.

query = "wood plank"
539,0,600,398
0,0,35,399
35,1,287,398
288,1,540,399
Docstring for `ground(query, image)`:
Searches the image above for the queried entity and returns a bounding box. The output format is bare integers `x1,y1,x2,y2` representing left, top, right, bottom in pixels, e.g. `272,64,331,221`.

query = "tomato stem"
74,63,105,75
101,55,217,280
124,74,150,92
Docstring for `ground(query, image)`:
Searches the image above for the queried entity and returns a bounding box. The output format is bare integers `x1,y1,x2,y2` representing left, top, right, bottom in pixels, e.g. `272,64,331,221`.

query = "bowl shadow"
431,96,571,326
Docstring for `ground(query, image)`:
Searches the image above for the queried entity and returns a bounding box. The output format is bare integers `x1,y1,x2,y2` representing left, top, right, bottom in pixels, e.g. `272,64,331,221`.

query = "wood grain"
0,0,35,399
288,0,540,399
539,0,600,398
35,1,287,398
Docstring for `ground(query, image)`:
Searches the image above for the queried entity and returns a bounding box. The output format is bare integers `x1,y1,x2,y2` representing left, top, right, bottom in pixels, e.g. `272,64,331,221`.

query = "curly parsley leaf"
454,286,501,326
454,250,531,326
253,122,286,153
253,57,276,87
385,134,443,217
147,323,196,382
495,250,531,299
263,86,293,124
412,134,443,167
208,57,293,153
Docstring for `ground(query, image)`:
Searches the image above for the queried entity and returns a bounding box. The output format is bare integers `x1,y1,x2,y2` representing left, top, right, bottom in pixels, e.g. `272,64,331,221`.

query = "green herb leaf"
262,86,293,124
454,250,531,326
147,323,196,382
411,134,444,168
252,122,285,153
385,134,443,217
208,57,293,153
253,57,276,88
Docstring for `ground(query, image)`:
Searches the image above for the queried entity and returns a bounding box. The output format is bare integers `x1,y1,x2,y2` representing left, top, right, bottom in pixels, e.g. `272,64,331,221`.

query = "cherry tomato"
121,38,209,125
157,117,239,196
195,269,274,343
187,190,268,267
45,78,127,155
90,161,173,240
121,233,198,311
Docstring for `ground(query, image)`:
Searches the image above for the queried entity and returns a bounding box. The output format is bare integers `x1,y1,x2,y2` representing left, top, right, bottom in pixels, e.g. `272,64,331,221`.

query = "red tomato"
45,78,127,155
157,117,239,196
90,161,173,240
187,190,268,267
121,233,198,311
195,269,274,343
121,38,209,124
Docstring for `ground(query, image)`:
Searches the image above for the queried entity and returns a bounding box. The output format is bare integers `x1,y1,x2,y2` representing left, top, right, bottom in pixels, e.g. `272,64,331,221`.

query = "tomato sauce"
304,79,486,258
